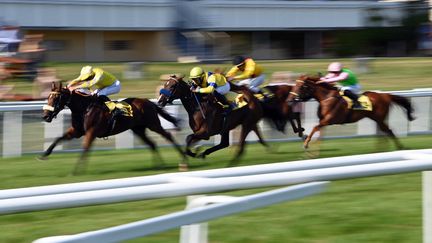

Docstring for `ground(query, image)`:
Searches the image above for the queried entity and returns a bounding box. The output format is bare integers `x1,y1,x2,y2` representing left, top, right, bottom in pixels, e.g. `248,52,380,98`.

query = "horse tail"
154,103,180,126
390,94,415,121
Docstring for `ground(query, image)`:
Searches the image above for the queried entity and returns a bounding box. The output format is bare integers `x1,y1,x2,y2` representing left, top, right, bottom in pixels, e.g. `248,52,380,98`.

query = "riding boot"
343,90,362,109
214,92,235,115
255,88,270,101
98,95,111,102
109,108,122,132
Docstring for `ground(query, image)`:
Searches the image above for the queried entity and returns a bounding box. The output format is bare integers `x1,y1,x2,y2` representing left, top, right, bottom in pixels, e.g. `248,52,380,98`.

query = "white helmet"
328,62,343,72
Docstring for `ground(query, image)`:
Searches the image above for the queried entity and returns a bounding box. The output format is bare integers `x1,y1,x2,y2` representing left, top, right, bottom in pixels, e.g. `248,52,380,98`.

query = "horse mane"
299,73,338,92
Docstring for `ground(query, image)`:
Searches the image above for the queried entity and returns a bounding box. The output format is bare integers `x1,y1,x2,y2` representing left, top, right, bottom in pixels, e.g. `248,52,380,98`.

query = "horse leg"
376,121,404,149
303,125,321,149
156,129,185,160
252,124,269,149
185,134,203,158
73,129,96,175
293,113,306,139
228,126,253,166
198,131,230,159
38,127,79,160
132,127,165,169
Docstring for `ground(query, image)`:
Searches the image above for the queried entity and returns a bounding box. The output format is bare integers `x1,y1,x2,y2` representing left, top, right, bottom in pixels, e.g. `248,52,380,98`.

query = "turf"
0,134,431,243
1,57,431,242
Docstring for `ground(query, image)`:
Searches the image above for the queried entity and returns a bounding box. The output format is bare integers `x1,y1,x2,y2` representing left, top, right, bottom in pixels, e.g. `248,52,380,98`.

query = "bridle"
159,77,193,104
289,79,313,102
43,90,71,119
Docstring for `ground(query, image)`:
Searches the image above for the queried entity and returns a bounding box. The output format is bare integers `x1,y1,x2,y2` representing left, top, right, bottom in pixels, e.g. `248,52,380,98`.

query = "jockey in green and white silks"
318,62,363,109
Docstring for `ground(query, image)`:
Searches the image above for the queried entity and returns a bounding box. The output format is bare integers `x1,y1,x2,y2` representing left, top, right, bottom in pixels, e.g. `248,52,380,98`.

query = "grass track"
0,135,431,243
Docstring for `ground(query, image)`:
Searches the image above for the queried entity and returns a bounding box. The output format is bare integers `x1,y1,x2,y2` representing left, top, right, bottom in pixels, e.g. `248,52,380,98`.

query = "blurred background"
0,1,432,242
0,0,430,97
0,0,430,155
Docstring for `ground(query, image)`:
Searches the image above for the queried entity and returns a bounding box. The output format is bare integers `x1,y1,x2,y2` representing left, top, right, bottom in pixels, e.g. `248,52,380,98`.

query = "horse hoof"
197,152,206,159
303,144,309,150
36,155,48,161
193,145,203,154
179,163,189,172
185,150,197,158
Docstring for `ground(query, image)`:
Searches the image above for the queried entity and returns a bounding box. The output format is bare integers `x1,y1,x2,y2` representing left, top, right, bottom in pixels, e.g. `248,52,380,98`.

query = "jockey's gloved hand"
191,87,200,92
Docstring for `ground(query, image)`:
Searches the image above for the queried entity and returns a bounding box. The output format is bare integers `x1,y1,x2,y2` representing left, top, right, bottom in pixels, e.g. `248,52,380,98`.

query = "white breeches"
338,83,362,94
235,74,265,92
215,82,230,95
94,80,121,96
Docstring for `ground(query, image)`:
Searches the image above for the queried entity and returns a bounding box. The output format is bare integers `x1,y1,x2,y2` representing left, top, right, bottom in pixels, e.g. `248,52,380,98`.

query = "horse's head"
42,82,71,122
157,75,191,107
287,74,321,103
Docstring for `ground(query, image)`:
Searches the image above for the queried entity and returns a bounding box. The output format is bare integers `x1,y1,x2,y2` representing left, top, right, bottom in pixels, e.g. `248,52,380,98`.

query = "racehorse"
157,75,267,169
287,74,415,149
41,82,185,174
232,83,305,138
213,68,305,138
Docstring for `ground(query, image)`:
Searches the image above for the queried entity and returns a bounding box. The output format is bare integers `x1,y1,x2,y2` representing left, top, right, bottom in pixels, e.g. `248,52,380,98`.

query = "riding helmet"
233,56,246,66
78,66,95,80
189,66,205,80
328,62,343,72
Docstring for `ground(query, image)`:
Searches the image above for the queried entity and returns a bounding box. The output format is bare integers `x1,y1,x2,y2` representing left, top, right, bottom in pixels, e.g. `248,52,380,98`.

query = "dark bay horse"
287,75,415,149
157,76,267,169
41,82,185,174
248,84,305,138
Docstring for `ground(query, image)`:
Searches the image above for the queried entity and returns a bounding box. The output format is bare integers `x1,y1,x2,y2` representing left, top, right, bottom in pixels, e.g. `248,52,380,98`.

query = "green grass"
0,135,431,243
5,57,432,99
1,57,431,242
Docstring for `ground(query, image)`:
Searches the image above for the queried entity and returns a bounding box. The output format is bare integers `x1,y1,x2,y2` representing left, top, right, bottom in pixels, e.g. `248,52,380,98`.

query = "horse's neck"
313,85,338,102
68,94,92,113
180,96,199,117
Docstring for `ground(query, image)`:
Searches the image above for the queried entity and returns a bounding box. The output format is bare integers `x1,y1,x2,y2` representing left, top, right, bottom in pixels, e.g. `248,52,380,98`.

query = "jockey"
67,66,121,102
318,62,362,109
189,66,235,112
226,56,264,93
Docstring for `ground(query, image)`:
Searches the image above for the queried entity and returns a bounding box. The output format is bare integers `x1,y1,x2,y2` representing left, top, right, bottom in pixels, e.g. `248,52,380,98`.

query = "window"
105,40,133,51
44,40,68,51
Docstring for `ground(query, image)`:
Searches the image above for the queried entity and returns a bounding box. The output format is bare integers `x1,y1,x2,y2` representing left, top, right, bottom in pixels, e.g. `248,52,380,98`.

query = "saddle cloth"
341,94,373,111
224,91,248,110
253,87,274,101
104,101,133,117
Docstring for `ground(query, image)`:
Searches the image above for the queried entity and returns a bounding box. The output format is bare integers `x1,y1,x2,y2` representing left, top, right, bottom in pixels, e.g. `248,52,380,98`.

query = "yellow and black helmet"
189,66,206,84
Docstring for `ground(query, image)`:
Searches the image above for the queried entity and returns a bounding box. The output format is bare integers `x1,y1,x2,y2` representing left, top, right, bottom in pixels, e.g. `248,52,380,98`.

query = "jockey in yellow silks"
67,66,121,99
189,66,235,112
226,56,264,93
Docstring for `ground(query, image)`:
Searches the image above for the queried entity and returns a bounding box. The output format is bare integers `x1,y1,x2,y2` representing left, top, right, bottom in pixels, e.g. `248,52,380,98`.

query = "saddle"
104,101,133,117
253,87,274,101
223,91,248,110
340,93,373,111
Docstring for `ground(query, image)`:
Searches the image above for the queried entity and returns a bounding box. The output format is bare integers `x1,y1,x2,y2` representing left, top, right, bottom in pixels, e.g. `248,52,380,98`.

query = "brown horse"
41,82,185,174
253,84,305,138
157,76,267,168
287,74,415,149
